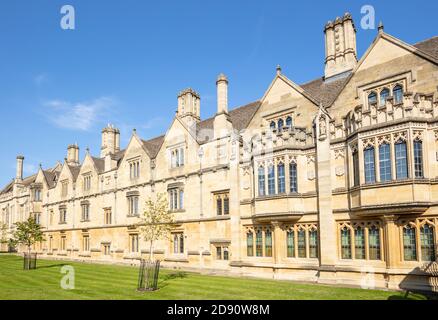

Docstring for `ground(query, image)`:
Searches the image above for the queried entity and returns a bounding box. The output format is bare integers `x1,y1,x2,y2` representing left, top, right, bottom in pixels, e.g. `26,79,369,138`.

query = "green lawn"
0,254,426,300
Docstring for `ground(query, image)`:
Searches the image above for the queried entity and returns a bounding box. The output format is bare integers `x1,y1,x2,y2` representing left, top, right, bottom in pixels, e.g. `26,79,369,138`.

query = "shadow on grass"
162,271,188,281
35,263,68,270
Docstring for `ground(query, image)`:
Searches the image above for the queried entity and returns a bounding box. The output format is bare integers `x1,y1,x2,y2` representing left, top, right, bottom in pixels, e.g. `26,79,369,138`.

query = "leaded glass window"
277,163,285,194
309,230,318,258
414,140,424,178
278,119,284,132
380,88,390,106
270,121,276,131
368,92,377,106
354,227,366,259
379,143,392,182
256,230,263,257
395,141,408,180
403,226,417,261
364,146,376,183
289,162,298,193
368,226,381,260
393,85,403,104
341,227,352,259
247,232,254,257
286,116,293,128
265,230,272,257
297,230,306,258
267,165,275,195
420,224,435,261
258,167,265,196
287,231,295,258
353,150,360,186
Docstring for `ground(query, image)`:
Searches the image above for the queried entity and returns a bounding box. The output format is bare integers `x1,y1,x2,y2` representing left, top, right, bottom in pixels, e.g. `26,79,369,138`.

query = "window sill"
58,222,67,225
170,209,185,213
127,215,140,218
80,220,90,223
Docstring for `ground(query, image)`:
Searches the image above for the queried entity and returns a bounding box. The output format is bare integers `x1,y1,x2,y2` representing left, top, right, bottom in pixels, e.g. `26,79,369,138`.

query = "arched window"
289,162,298,193
379,143,392,182
341,227,352,259
309,230,318,258
265,230,272,257
354,227,365,259
368,226,381,260
277,163,285,194
256,230,263,257
393,85,403,104
278,119,284,132
368,92,377,106
414,140,424,178
420,224,435,261
270,121,276,131
364,146,376,183
403,225,417,261
258,167,265,196
297,229,306,258
247,232,254,257
287,230,295,258
267,164,275,195
395,140,408,180
380,88,390,106
286,116,293,128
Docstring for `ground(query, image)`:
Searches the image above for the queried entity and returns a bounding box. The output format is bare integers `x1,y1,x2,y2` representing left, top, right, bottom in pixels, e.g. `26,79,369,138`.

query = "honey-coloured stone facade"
1,14,438,292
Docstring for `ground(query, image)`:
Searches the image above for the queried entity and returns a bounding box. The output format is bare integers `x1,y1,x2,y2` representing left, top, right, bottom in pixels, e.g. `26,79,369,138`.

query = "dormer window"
129,160,140,179
83,175,91,191
170,147,185,168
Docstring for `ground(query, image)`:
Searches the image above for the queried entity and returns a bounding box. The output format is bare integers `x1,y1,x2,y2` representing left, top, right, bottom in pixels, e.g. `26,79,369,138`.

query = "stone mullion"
374,137,380,183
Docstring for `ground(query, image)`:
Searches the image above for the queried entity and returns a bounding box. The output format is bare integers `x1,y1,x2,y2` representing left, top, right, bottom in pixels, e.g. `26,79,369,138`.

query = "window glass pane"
364,147,376,183
287,231,295,258
247,232,254,257
258,167,265,196
368,92,377,105
354,227,365,259
393,85,403,104
414,141,424,178
265,230,272,257
289,163,298,193
256,230,263,257
403,226,417,261
286,116,292,127
309,230,318,258
216,197,222,216
368,226,381,260
379,143,392,182
395,142,408,180
298,230,306,258
223,248,229,261
420,225,436,261
179,190,184,209
353,151,360,186
268,165,275,195
380,88,390,106
341,228,352,259
223,197,229,215
216,246,222,260
179,234,184,254
278,119,284,131
277,163,285,193
270,121,276,131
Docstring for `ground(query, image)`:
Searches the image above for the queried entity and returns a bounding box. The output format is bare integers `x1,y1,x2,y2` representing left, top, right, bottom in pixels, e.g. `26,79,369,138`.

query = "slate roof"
142,135,165,158
43,170,58,189
300,75,349,107
91,157,105,173
413,36,438,60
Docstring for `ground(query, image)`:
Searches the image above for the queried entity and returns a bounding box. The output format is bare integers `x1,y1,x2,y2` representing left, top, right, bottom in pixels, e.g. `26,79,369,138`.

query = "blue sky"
0,0,437,187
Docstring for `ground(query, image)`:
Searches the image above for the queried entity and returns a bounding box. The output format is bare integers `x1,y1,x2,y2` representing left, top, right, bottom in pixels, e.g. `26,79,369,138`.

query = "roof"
413,36,438,60
142,135,165,158
43,170,58,189
300,75,349,107
68,165,81,182
91,157,105,173
196,101,261,140
0,180,14,195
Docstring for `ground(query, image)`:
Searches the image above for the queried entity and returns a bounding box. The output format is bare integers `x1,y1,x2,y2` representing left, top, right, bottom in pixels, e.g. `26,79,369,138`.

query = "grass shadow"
35,263,68,270
162,271,188,281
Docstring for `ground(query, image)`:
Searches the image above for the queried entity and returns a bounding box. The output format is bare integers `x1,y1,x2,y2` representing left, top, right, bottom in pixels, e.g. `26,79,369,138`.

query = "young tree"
12,217,44,255
140,193,174,262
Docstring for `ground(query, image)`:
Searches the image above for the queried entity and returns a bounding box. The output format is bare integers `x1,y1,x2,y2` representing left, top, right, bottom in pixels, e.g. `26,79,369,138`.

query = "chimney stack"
101,124,120,157
16,155,24,182
67,144,80,166
324,12,357,79
177,88,201,127
216,73,229,114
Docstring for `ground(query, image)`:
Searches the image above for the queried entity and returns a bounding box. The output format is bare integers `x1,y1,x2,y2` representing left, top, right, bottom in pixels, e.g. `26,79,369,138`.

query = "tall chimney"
216,73,229,114
101,124,120,157
67,144,80,166
16,156,24,182
324,12,357,79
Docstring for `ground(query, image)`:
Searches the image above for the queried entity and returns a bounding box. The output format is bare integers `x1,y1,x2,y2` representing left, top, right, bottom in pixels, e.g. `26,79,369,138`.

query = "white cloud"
44,97,115,131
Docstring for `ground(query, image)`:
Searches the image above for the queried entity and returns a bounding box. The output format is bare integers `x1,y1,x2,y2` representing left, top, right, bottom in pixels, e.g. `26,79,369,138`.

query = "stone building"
1,13,438,291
